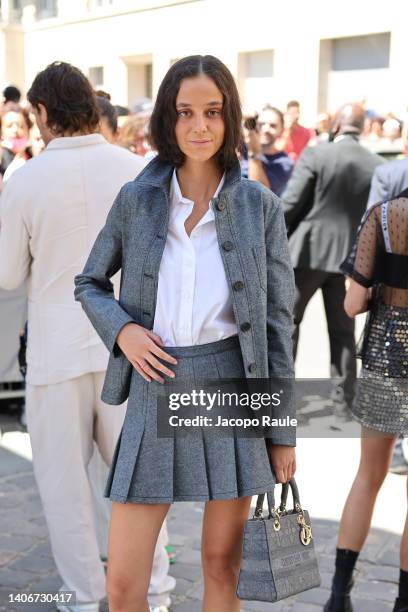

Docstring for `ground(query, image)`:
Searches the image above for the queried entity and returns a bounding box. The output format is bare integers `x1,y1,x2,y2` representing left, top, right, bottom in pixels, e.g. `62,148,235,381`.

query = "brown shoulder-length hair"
149,55,242,170
27,61,99,136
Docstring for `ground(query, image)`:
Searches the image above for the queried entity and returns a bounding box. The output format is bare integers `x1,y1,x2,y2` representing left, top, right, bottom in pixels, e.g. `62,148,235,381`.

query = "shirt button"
222,241,234,252
216,201,226,211
240,322,251,332
248,362,257,373
233,280,244,291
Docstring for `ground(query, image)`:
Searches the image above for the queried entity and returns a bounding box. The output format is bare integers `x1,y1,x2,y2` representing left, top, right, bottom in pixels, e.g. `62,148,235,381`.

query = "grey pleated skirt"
105,335,276,504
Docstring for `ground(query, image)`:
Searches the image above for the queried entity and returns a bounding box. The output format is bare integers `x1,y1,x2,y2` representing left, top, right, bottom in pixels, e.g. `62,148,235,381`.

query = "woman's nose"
193,115,207,132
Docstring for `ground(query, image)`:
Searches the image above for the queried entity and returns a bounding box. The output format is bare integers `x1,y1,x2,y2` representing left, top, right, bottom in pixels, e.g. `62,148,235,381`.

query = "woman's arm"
344,279,370,318
74,185,135,356
262,191,297,481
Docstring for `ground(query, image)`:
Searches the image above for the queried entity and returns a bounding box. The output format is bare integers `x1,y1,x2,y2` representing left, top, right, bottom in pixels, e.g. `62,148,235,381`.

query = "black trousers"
293,268,356,407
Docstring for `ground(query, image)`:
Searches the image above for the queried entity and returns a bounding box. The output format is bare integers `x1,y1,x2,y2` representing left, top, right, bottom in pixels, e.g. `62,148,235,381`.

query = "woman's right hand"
116,323,177,383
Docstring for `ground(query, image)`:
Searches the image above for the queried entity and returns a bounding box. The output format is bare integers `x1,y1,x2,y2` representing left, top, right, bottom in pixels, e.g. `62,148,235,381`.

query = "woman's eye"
178,110,190,117
208,110,221,117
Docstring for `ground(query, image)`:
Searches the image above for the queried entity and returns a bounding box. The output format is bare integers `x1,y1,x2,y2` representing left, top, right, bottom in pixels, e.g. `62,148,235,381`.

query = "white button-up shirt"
153,170,237,346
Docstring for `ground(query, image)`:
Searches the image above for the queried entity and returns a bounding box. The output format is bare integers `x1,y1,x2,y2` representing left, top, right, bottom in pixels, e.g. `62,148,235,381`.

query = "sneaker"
56,603,99,612
57,587,100,612
389,439,408,475
149,607,169,612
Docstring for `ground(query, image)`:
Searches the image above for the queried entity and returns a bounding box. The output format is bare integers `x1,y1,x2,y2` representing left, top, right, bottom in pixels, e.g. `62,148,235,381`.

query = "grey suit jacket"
281,135,385,273
367,157,408,207
74,157,295,443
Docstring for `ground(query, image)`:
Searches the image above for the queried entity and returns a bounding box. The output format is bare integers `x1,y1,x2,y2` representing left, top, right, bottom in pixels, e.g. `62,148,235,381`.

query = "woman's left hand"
266,444,296,483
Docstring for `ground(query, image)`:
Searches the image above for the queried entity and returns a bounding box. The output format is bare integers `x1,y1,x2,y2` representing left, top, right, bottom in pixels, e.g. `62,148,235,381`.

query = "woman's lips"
190,140,211,144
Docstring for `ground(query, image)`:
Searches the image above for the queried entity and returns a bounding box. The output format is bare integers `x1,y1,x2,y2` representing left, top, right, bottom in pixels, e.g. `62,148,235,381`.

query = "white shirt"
153,170,237,346
0,134,145,385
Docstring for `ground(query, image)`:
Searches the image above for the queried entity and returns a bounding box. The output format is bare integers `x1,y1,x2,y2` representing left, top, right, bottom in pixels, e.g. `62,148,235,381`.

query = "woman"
324,195,408,612
0,108,33,182
75,55,296,612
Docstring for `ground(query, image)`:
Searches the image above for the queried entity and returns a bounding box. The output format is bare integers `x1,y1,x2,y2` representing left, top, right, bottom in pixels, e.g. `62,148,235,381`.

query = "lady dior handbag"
237,478,321,603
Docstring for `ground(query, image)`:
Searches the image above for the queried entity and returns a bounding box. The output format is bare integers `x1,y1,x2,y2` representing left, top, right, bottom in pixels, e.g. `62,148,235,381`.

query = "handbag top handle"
254,477,301,518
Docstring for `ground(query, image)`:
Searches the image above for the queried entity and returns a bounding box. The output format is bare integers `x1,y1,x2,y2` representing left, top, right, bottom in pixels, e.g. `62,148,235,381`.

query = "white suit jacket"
0,134,145,385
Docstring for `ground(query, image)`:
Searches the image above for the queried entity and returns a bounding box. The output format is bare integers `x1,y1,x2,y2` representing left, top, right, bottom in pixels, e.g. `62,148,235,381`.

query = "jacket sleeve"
264,192,296,446
281,146,316,233
74,186,135,355
0,178,31,290
367,164,389,208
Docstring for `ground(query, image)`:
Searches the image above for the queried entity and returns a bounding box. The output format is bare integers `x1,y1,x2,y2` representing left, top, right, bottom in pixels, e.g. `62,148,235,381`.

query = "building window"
145,64,152,99
89,0,113,7
244,50,274,78
89,66,104,89
238,49,274,109
332,33,390,71
36,0,58,20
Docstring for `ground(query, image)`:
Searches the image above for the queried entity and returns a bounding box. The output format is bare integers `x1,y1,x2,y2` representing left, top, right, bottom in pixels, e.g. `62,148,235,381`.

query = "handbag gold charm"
297,511,313,546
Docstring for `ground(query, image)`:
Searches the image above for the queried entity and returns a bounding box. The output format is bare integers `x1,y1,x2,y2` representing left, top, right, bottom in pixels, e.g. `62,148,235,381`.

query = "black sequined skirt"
353,301,408,435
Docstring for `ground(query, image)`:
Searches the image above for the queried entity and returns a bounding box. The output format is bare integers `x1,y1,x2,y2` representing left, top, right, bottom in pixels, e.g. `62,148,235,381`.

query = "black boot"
323,548,359,612
393,597,408,612
393,570,408,612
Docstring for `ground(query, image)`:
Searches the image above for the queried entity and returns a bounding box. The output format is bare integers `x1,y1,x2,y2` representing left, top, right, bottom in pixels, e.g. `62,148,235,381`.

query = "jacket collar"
136,154,242,194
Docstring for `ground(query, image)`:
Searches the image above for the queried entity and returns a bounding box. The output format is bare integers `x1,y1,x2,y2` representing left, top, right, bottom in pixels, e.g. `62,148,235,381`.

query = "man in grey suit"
367,156,408,207
281,104,384,417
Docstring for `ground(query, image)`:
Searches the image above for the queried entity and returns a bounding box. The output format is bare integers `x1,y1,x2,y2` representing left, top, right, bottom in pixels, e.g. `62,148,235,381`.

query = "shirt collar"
45,133,107,151
170,170,225,206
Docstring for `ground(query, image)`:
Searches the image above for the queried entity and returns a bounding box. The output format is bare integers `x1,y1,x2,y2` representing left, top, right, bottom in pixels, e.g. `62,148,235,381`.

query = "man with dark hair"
281,103,385,420
0,62,153,611
2,84,21,112
245,104,294,196
276,100,311,162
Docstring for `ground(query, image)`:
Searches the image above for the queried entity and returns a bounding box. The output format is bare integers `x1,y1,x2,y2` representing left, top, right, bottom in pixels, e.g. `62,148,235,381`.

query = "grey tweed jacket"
74,156,295,441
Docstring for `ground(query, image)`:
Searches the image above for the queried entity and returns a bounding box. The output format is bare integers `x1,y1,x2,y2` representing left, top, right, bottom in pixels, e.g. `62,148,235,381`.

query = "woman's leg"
107,501,170,612
201,496,252,612
325,431,397,610
401,477,408,571
337,431,397,550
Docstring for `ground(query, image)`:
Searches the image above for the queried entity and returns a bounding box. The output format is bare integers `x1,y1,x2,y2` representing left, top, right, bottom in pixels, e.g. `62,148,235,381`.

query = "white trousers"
26,372,175,605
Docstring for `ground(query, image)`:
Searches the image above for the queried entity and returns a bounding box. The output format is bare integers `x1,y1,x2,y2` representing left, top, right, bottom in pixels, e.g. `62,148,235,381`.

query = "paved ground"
0,292,405,611
0,429,401,612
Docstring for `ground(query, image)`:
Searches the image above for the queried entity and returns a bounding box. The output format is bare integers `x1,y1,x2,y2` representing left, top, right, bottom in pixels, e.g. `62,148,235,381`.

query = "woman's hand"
266,444,296,483
116,323,177,383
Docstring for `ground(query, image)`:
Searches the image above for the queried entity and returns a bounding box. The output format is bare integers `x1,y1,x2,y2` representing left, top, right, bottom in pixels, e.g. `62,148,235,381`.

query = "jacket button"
222,241,234,251
233,280,244,291
240,322,251,332
216,201,226,211
248,362,257,373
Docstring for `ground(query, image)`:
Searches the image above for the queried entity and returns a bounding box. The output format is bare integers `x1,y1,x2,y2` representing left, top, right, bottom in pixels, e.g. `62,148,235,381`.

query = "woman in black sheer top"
324,192,408,612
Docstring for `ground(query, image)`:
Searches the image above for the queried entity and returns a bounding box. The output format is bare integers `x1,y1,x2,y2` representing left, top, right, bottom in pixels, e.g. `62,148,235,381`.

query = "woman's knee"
107,572,147,609
356,461,388,490
202,546,240,582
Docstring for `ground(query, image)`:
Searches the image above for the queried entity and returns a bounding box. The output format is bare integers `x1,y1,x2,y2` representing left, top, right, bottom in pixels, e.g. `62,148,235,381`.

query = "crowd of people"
0,57,407,612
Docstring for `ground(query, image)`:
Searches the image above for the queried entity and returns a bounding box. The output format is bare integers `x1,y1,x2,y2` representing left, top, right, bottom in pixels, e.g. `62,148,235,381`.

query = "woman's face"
2,111,29,141
174,74,225,164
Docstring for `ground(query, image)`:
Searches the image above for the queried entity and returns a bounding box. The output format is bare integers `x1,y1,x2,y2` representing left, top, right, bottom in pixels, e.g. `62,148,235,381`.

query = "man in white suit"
0,62,174,612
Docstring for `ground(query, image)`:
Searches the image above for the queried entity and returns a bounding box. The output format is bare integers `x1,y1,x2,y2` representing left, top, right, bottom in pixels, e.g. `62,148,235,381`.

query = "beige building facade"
1,0,408,123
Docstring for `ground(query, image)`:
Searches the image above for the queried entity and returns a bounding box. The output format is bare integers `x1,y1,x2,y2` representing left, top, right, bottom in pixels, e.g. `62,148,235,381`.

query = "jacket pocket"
252,246,267,293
